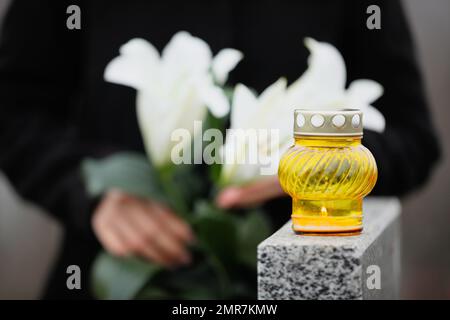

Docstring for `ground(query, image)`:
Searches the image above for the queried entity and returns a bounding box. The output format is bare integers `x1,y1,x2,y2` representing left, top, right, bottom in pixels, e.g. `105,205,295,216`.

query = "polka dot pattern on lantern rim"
296,114,306,127
352,114,361,128
332,114,346,127
311,114,325,127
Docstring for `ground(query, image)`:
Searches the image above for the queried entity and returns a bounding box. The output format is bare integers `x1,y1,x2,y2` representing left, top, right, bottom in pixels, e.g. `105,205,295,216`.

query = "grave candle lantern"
278,109,378,235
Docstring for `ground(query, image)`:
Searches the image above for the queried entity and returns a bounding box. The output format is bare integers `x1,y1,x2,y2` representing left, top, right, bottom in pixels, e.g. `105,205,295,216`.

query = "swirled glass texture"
278,136,377,234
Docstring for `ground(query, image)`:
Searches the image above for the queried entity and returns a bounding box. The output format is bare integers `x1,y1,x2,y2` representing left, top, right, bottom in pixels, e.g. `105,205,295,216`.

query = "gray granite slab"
258,197,401,300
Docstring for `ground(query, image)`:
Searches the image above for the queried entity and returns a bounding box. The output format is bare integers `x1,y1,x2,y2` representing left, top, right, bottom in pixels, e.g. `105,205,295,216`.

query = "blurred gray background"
0,0,449,299
401,0,450,299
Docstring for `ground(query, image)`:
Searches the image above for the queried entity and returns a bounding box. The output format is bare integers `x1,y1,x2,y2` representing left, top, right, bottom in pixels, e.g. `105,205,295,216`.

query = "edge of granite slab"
257,197,401,300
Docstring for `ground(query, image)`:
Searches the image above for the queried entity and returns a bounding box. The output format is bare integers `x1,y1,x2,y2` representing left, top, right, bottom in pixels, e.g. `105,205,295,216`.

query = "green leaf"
135,247,224,300
156,260,222,299
81,152,167,203
191,201,240,296
91,252,162,300
223,86,235,102
237,210,272,268
136,287,171,300
159,163,205,214
193,201,239,265
202,110,227,187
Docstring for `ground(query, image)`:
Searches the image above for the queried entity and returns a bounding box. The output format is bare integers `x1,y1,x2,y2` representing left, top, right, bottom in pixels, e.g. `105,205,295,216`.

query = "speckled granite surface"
258,197,401,300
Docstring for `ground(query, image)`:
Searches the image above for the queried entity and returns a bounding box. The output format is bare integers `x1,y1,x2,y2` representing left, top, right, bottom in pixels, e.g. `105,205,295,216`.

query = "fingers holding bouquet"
216,176,286,209
92,190,194,268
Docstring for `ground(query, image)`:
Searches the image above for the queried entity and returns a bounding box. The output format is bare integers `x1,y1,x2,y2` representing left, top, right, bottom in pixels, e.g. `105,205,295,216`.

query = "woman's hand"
216,176,286,209
92,190,194,268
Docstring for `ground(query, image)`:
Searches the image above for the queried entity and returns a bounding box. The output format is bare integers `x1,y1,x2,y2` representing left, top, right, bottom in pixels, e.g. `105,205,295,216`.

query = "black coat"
0,0,440,299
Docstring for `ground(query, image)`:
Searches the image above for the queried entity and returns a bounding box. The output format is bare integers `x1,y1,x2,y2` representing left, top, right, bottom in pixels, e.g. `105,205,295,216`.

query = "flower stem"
158,165,190,221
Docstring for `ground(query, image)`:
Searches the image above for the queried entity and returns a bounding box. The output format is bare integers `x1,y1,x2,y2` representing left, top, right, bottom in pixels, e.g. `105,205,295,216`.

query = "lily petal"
119,38,160,62
212,48,243,85
198,81,230,118
347,79,384,105
257,78,287,129
259,78,287,111
231,84,258,129
361,105,386,133
287,37,346,108
104,38,159,91
136,91,172,166
162,31,212,76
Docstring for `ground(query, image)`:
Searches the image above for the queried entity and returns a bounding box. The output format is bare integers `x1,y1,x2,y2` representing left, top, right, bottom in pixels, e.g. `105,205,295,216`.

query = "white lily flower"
221,38,385,185
104,31,242,167
287,38,385,132
221,79,291,185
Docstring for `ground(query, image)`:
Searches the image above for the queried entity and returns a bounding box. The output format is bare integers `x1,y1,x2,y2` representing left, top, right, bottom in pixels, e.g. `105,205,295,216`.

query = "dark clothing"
0,0,440,299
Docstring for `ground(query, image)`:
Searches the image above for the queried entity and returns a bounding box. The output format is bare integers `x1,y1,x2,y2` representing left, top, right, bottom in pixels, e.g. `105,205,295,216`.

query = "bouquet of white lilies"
81,31,385,299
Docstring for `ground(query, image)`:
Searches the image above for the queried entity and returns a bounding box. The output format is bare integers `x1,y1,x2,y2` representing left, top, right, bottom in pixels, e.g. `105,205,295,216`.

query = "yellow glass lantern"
278,109,377,235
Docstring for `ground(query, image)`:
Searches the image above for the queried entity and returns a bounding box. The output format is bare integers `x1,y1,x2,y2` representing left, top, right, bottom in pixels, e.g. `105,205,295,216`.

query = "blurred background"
0,0,449,299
